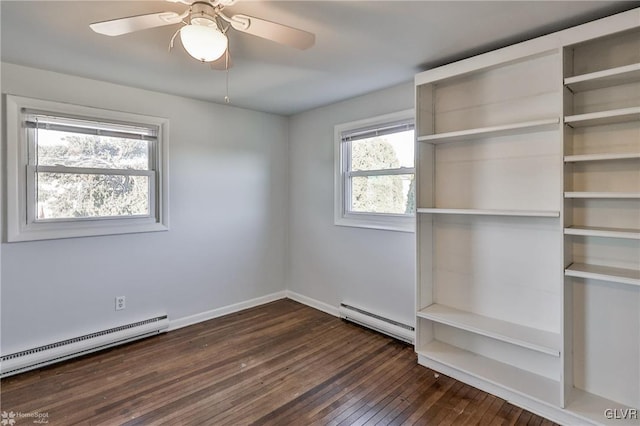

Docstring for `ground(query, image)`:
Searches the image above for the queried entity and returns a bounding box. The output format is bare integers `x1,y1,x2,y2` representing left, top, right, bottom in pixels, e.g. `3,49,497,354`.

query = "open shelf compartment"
417,340,560,407
417,304,561,356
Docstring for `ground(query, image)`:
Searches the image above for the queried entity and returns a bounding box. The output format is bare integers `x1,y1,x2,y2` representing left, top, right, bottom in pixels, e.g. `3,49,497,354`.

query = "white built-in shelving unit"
562,20,640,425
414,8,640,425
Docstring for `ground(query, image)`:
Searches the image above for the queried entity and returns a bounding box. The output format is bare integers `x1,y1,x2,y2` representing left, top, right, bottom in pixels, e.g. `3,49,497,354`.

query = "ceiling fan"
89,0,315,70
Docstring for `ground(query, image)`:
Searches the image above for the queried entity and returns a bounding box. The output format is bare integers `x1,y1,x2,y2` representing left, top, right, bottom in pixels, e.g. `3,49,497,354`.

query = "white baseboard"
285,290,340,317
169,290,338,332
169,291,287,331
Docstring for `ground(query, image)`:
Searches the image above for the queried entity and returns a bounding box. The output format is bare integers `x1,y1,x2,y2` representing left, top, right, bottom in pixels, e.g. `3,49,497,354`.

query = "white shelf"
417,208,560,217
565,263,640,287
417,304,560,356
417,340,560,406
565,192,640,199
565,106,640,127
417,118,559,143
565,63,640,92
565,226,640,240
564,152,640,162
567,388,640,426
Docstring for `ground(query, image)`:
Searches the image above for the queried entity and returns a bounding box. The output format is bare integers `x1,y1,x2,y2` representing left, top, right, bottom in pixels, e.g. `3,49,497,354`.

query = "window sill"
335,214,415,233
7,220,169,242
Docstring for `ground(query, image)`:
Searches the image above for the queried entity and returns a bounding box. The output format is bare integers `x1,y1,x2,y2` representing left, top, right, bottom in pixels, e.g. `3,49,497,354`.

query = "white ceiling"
2,1,638,116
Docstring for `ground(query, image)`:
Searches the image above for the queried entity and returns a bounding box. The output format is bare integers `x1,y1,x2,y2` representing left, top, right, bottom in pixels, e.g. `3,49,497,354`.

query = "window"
6,95,169,241
334,110,415,232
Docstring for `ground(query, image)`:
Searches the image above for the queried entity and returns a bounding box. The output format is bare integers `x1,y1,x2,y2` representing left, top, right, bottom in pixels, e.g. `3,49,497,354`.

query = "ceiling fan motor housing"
190,2,217,27
211,0,237,6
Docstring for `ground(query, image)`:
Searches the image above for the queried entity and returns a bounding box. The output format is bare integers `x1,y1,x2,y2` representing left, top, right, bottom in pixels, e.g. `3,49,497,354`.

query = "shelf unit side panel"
417,84,434,138
556,53,571,408
417,143,435,209
563,69,576,408
416,317,435,355
572,278,640,408
432,216,562,333
415,84,436,352
562,273,575,409
417,214,434,310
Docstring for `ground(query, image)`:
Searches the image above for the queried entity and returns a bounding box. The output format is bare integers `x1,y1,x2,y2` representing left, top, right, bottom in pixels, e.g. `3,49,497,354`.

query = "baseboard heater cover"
1,315,169,378
339,303,414,343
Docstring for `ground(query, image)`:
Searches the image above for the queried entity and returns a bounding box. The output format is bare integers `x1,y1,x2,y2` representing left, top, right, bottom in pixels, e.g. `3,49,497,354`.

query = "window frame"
5,95,169,242
334,109,416,232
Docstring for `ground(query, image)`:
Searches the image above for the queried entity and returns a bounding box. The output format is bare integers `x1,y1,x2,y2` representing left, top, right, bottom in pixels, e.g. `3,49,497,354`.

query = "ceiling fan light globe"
180,24,228,62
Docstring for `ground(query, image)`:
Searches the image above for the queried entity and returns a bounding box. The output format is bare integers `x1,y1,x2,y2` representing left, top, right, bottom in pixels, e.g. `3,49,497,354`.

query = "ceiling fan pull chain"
224,49,231,103
225,70,230,103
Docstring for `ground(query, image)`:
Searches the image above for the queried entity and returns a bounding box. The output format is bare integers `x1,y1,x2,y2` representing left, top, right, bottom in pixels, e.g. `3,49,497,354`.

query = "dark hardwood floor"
1,299,557,425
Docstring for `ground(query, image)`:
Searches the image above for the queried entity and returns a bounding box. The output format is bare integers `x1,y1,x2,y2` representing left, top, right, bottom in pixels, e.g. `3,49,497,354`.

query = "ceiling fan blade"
210,49,233,70
230,14,315,50
90,12,182,36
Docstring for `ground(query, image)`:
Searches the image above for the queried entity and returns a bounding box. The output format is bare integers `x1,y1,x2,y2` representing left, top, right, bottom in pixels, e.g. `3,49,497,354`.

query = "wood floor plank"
515,410,533,425
337,356,429,426
342,362,428,425
0,299,557,425
307,344,415,424
261,341,411,426
385,373,450,426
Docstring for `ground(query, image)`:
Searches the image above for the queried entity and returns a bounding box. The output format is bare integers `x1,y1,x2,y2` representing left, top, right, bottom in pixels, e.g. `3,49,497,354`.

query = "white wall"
1,63,289,354
1,63,417,355
287,82,416,326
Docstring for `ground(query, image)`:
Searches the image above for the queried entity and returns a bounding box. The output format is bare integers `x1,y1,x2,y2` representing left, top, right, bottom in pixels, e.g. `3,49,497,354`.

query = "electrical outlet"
115,296,126,311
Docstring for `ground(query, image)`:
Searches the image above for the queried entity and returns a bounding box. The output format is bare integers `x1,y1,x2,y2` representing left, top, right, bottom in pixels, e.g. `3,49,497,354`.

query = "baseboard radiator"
0,315,169,378
339,303,414,344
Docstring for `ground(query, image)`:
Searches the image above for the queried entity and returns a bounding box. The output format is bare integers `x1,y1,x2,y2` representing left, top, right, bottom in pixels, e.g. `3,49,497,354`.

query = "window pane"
350,129,414,171
36,129,149,170
36,173,150,220
350,174,415,214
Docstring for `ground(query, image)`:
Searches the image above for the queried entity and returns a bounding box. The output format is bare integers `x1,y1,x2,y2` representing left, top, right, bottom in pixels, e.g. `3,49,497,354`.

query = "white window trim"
334,109,415,233
5,95,170,242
